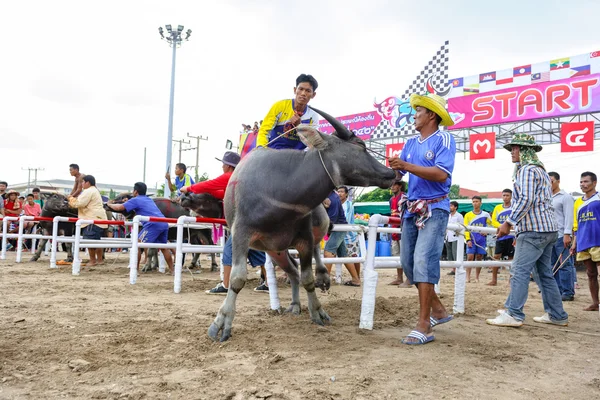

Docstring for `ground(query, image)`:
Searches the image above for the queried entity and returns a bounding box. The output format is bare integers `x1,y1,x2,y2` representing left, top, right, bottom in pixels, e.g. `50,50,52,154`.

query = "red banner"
385,143,404,166
561,121,595,152
318,111,382,140
469,132,496,160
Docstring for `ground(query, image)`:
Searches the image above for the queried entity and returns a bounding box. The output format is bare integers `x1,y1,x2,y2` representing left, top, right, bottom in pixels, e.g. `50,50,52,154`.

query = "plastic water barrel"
365,240,380,256
377,241,392,257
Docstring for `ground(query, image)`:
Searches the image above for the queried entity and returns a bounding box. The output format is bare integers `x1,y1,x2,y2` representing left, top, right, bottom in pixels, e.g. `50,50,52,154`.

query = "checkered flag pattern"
372,41,450,140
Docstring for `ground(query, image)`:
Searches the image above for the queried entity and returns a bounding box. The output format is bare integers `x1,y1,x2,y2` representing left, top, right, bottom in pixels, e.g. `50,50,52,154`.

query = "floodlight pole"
159,24,191,198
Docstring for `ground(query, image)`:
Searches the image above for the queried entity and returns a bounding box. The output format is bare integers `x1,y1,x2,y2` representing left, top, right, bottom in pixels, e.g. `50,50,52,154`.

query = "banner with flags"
446,50,600,130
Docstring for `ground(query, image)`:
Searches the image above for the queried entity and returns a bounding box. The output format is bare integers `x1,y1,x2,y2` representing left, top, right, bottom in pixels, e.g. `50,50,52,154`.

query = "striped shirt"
506,164,558,235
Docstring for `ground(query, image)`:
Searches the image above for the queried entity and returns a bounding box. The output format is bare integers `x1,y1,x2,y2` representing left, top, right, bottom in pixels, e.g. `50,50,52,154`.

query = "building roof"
459,187,504,199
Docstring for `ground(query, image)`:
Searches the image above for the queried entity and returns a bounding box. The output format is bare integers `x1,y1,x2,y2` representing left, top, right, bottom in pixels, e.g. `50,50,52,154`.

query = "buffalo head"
180,193,223,219
43,194,74,214
298,107,396,189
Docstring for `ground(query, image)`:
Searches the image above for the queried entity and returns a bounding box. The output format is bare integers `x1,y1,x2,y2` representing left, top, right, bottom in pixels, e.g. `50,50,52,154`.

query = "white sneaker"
486,312,523,327
533,313,568,326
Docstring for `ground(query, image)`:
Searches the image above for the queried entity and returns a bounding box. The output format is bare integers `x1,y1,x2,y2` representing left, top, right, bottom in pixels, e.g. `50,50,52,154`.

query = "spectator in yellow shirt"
68,175,107,266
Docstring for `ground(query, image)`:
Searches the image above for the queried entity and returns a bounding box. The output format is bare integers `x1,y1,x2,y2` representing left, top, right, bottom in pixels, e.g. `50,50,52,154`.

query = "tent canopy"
354,198,502,216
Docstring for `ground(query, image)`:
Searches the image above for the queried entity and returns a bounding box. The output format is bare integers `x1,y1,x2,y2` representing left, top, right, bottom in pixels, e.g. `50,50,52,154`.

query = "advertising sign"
384,143,404,166
448,75,600,130
561,121,595,152
318,111,382,140
469,132,496,160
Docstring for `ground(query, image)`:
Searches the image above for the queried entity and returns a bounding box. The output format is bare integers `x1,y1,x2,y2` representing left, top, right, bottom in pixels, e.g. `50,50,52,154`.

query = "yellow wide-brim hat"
409,93,455,127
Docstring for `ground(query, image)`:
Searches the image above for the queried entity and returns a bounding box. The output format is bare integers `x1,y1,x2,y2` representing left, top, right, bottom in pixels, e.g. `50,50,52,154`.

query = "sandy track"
1,252,599,399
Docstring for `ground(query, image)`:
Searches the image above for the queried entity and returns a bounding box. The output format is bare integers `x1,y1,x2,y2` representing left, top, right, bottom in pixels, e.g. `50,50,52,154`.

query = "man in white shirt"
446,201,463,275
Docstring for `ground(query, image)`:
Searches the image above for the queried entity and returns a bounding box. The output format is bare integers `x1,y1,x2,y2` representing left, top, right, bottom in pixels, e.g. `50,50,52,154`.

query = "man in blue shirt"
388,93,456,345
323,190,361,287
106,182,174,271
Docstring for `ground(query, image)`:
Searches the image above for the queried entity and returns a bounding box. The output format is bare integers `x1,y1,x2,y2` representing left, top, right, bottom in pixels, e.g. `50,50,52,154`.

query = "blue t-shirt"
326,192,347,224
174,174,195,195
123,195,168,232
398,130,456,215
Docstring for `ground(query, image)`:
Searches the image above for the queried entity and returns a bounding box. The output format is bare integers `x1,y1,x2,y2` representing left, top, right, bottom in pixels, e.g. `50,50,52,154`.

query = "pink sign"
448,74,600,130
318,111,382,140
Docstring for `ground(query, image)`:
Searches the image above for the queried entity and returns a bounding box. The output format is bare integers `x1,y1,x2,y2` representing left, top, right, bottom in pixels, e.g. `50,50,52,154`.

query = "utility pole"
143,147,147,182
21,167,44,194
186,132,208,181
158,24,192,198
172,138,191,163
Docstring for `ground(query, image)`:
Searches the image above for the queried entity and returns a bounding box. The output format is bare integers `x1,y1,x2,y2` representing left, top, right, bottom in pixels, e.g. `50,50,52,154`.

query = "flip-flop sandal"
430,315,454,327
343,281,360,287
401,330,435,345
56,260,72,265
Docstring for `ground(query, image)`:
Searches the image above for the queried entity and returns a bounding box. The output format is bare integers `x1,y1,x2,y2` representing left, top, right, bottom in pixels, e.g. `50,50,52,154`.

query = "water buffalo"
108,194,218,272
208,107,396,341
31,193,79,262
179,193,223,219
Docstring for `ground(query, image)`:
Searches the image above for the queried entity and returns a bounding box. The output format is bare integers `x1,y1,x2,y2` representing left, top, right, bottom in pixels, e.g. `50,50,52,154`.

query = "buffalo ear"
297,125,328,150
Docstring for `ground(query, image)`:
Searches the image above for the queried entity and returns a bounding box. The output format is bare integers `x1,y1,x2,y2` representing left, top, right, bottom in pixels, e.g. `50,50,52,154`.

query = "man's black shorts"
495,238,515,258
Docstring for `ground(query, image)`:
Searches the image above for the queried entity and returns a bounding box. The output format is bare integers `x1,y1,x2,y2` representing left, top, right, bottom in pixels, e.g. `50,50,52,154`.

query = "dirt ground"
1,251,600,400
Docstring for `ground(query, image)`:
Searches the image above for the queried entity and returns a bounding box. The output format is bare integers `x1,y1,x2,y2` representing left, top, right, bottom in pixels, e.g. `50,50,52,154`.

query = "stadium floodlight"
158,24,191,198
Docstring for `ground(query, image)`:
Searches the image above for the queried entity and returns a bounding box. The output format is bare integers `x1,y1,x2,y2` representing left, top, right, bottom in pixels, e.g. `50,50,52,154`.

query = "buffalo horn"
309,106,352,140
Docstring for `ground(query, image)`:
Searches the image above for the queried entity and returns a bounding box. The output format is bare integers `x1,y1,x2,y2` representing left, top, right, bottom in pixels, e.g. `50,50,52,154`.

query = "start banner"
448,74,600,130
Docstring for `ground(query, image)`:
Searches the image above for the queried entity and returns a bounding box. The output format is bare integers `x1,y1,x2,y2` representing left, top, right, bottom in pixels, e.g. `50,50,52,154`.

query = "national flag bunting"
531,72,550,82
463,84,479,95
496,77,514,85
550,57,570,70
479,71,496,83
449,77,463,87
570,65,590,77
591,51,600,59
513,65,531,77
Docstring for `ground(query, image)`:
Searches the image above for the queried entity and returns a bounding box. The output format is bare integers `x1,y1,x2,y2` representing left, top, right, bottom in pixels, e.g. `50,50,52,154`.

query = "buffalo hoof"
211,263,219,272
66,257,74,263
30,256,40,262
208,322,231,342
285,303,301,315
315,274,331,292
310,308,331,326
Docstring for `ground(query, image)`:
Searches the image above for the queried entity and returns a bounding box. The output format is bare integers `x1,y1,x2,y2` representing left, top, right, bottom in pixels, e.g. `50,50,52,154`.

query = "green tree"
197,172,209,182
356,188,392,202
449,184,468,199
156,183,166,198
108,189,117,200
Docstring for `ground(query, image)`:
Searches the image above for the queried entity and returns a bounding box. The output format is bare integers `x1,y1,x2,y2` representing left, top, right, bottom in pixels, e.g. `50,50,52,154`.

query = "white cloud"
1,0,599,195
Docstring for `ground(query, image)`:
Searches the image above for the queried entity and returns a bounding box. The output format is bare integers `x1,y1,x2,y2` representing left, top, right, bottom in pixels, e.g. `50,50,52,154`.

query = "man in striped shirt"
486,134,568,327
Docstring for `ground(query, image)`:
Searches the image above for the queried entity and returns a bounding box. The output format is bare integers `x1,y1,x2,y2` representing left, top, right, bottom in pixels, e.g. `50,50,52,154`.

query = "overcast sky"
2,0,599,194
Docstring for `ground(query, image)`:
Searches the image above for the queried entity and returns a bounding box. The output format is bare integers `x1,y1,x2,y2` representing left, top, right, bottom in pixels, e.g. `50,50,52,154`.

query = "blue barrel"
377,241,392,257
365,240,379,256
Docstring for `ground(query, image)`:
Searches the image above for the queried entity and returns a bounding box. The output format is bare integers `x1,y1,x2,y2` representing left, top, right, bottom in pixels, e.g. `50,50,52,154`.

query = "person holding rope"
388,92,456,345
486,134,568,327
256,74,320,150
548,172,575,301
106,182,174,272
180,151,268,295
571,171,600,312
68,175,107,267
